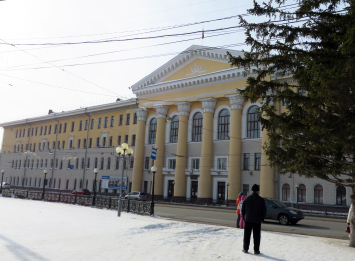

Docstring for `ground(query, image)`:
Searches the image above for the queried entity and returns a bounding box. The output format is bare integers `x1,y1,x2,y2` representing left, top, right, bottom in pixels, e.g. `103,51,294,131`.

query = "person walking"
239,195,246,228
347,203,353,236
241,184,267,255
236,192,244,228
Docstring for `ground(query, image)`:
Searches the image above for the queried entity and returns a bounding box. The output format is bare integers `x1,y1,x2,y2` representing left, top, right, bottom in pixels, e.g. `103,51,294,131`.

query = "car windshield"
271,199,288,208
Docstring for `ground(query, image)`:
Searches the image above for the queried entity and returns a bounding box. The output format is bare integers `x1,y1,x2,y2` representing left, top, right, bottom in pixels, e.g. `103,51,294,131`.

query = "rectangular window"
54,124,57,134
40,127,43,135
133,113,137,124
98,118,102,128
119,115,123,126
62,141,65,150
217,158,227,170
52,141,55,150
23,129,25,137
126,114,130,125
77,139,81,149
58,124,62,133
243,184,249,196
117,136,121,146
15,130,18,138
47,142,50,150
109,136,113,147
57,141,60,149
297,88,306,96
90,119,94,129
44,126,47,135
48,125,52,134
69,140,73,149
168,159,176,170
88,138,92,148
192,158,200,170
71,122,75,132
35,127,38,136
104,117,108,128
31,128,34,136
131,135,136,146
124,135,128,143
255,153,261,170
33,143,36,152
79,121,83,131
96,138,100,147
26,144,28,150
84,120,88,130
29,144,32,151
144,157,150,170
63,123,67,133
110,116,114,127
83,139,87,148
243,153,250,170
102,137,106,147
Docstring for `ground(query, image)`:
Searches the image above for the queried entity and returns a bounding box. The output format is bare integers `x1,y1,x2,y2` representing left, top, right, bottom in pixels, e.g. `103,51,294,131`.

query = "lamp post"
42,169,48,200
116,143,133,217
296,184,299,209
150,166,157,216
0,170,4,194
226,182,230,206
93,168,98,206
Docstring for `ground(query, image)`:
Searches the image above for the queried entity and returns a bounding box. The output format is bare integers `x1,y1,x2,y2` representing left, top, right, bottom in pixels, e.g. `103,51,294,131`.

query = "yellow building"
0,45,352,206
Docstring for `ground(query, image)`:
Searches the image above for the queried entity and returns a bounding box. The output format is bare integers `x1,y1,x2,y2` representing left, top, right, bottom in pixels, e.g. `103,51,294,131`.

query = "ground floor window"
314,185,323,204
336,186,346,205
282,183,290,201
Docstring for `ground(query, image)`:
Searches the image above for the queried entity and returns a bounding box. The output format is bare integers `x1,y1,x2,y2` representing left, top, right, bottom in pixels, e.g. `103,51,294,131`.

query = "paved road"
155,204,349,240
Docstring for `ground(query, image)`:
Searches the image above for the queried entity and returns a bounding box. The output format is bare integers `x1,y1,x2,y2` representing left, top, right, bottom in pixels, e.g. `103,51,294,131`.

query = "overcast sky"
0,0,257,150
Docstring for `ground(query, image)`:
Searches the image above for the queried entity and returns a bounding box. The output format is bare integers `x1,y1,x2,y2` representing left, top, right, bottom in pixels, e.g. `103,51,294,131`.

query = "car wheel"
290,221,298,225
278,214,289,225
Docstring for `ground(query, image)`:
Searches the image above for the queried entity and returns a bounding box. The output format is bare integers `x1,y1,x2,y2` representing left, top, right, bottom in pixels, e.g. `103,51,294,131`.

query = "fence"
1,189,152,215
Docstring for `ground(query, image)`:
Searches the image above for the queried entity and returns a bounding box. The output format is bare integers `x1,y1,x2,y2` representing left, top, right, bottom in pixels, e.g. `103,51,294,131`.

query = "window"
60,160,63,169
168,159,176,170
88,138,92,148
130,158,134,169
149,118,157,144
66,179,69,190
81,158,85,169
40,159,43,168
115,157,120,169
67,159,71,169
84,120,88,130
218,109,230,140
71,122,75,132
297,184,306,202
75,158,79,169
282,184,290,201
31,159,34,169
87,158,90,169
107,157,111,170
104,117,108,128
48,125,52,134
96,138,100,147
39,126,43,135
63,123,67,133
98,118,102,128
117,136,121,146
83,139,87,148
69,140,73,149
44,126,47,135
77,139,81,149
16,130,18,138
45,159,48,168
243,184,249,196
217,157,227,170
133,113,137,124
124,135,128,144
62,141,65,150
247,106,260,138
94,157,98,168
297,88,306,96
79,121,83,131
110,116,114,127
119,115,123,126
35,127,38,136
31,127,34,136
57,141,60,149
58,124,62,133
243,153,250,170
314,185,323,204
192,158,200,170
131,135,136,146
102,137,106,147
255,153,261,170
54,124,57,134
58,179,61,189
126,114,130,125
144,157,150,169
52,141,55,150
109,136,113,147
170,115,179,143
192,112,203,142
90,119,94,129
336,186,346,205
100,157,104,170
55,159,58,169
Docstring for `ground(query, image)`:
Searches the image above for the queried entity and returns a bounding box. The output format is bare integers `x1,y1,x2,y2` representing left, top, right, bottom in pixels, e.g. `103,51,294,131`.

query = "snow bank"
0,197,353,261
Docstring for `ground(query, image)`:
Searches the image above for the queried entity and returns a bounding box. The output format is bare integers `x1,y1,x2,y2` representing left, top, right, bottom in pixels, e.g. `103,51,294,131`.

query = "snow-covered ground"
0,197,354,261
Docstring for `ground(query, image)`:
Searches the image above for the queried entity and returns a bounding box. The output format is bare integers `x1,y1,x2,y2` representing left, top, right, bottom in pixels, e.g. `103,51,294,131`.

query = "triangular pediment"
130,45,243,92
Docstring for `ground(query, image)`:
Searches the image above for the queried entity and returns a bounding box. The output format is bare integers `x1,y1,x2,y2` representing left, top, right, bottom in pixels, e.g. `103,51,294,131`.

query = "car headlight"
289,210,297,215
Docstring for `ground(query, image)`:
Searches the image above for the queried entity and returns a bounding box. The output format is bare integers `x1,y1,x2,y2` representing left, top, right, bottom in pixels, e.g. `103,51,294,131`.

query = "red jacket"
236,196,242,214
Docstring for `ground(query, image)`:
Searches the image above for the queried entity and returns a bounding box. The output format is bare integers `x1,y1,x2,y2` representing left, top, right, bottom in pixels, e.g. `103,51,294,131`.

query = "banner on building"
101,176,128,190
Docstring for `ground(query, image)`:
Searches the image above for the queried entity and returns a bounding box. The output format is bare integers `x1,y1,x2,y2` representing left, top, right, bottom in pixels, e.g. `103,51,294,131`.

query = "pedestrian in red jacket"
236,192,244,228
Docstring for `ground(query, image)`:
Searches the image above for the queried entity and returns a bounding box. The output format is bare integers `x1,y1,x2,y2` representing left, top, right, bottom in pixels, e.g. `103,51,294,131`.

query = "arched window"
336,186,346,205
298,184,306,202
247,106,260,138
31,159,34,169
100,157,104,170
40,159,43,168
73,179,77,190
75,158,79,169
36,159,39,169
50,159,54,169
149,118,157,144
67,159,71,169
170,116,179,143
81,158,85,169
55,159,58,168
107,157,111,170
115,157,119,169
192,112,203,142
314,185,323,204
94,157,98,168
45,159,48,168
27,159,30,168
23,159,26,168
87,158,90,169
218,109,230,140
15,160,18,169
282,183,290,201
60,160,63,169
79,179,83,189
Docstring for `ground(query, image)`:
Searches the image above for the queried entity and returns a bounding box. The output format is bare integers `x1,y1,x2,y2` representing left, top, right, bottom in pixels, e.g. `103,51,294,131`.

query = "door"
168,180,174,198
191,181,198,198
217,182,226,201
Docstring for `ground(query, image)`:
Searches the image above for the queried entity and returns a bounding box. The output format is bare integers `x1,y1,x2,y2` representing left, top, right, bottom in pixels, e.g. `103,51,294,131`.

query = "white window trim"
163,176,175,199
242,102,262,140
213,105,231,141
189,157,201,170
68,135,74,149
101,132,108,148
165,112,179,143
165,157,176,170
215,156,228,171
212,177,228,202
188,108,204,142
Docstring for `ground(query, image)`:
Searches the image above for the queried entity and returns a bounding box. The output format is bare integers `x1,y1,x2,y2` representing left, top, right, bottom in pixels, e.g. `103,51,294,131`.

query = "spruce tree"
228,0,355,246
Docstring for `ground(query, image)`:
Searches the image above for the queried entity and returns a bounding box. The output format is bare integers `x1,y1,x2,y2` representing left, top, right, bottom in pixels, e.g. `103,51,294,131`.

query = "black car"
264,198,304,225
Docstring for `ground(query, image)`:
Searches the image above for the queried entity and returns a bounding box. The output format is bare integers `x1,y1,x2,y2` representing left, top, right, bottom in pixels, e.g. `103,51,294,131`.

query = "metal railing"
1,189,152,215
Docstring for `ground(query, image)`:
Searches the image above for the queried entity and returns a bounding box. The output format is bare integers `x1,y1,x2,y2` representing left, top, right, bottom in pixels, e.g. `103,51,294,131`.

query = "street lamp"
150,166,157,216
226,182,230,206
93,168,98,206
1,170,4,194
295,184,299,209
42,169,48,200
116,143,134,217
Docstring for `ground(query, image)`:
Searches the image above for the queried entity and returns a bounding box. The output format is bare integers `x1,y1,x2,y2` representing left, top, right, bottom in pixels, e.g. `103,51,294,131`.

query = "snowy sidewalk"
0,197,353,261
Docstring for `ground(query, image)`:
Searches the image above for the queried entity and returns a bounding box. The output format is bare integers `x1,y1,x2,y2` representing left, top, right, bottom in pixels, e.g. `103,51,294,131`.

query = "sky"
0,0,259,150
0,197,354,260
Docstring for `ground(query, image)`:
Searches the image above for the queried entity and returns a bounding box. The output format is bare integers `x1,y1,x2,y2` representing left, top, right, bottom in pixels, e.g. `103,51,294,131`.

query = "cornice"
0,99,138,128
130,45,244,91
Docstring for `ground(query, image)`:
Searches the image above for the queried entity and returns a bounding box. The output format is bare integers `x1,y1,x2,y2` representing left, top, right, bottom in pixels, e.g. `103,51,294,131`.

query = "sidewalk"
0,197,354,261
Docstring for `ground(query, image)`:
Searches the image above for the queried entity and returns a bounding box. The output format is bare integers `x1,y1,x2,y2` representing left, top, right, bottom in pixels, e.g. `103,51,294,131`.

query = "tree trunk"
349,188,355,247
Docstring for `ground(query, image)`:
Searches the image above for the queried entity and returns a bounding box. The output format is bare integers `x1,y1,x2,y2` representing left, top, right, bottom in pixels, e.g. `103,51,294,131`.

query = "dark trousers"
236,214,241,228
243,222,261,252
